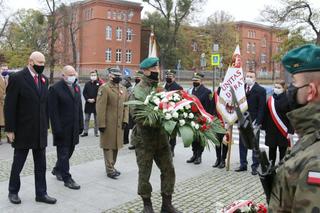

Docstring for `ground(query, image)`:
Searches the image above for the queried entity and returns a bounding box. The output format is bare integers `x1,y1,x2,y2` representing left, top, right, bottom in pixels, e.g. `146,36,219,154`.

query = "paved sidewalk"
0,133,266,213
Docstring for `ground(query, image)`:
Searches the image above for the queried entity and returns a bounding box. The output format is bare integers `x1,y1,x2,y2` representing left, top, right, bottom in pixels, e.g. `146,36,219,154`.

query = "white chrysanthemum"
173,96,181,101
168,96,173,101
153,98,161,105
172,111,179,118
195,124,200,130
162,98,169,103
154,106,159,111
185,104,191,109
191,121,196,127
168,106,174,111
183,112,188,118
188,113,194,119
168,102,175,107
165,113,172,120
179,119,186,126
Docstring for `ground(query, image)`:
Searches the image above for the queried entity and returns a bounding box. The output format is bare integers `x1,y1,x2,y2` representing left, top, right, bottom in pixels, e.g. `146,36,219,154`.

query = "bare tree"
261,0,320,44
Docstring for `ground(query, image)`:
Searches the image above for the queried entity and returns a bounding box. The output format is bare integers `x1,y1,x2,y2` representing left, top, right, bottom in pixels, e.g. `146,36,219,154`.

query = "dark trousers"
239,130,260,170
9,148,47,196
269,146,287,166
124,125,130,145
169,137,176,152
192,140,204,157
53,145,75,182
215,134,227,163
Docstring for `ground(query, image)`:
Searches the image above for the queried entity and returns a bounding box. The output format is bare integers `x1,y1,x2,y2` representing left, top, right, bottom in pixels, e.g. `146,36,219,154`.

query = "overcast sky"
5,0,320,24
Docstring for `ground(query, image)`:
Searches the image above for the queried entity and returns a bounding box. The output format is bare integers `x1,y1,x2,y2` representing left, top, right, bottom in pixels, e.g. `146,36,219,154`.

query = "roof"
236,21,283,31
79,0,141,8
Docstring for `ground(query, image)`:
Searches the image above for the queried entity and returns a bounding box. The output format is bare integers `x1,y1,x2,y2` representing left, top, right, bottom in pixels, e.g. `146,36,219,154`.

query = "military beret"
165,69,176,77
282,44,320,74
140,57,159,69
192,72,204,80
108,67,122,76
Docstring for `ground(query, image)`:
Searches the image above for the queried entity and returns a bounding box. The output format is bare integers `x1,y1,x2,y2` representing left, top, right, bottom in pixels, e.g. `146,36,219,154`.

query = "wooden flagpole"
226,125,233,171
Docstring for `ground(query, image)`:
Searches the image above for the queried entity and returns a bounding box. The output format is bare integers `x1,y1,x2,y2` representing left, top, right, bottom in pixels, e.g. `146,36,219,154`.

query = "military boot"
142,198,154,213
160,194,182,213
186,153,196,163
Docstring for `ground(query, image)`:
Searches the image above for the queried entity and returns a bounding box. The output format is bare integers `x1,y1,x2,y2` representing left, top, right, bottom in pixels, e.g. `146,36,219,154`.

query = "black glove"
99,128,105,133
79,129,83,135
122,122,128,130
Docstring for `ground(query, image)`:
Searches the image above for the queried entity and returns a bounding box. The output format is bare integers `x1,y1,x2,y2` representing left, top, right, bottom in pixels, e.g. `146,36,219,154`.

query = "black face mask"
286,83,309,110
193,82,200,88
33,64,45,74
135,78,141,84
112,76,122,84
166,78,173,84
147,72,159,81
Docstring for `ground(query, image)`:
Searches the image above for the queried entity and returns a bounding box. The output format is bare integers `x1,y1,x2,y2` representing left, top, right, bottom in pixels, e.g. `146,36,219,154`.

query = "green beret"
282,44,320,74
165,69,176,77
140,57,159,69
192,72,204,80
108,67,122,76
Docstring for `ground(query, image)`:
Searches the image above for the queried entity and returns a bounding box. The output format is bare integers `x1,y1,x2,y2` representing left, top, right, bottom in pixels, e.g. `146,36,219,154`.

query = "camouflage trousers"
132,126,176,198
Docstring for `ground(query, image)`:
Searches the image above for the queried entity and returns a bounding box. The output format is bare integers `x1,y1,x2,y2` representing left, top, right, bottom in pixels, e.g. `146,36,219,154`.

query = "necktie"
246,85,250,93
34,75,38,87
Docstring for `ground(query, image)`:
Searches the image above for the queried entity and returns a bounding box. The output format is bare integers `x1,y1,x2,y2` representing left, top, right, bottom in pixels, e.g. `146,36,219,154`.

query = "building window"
261,53,267,64
84,8,93,20
116,49,122,63
105,48,111,62
126,28,133,41
247,30,256,38
107,10,112,19
252,43,256,54
251,60,256,71
117,11,122,20
116,27,122,40
247,42,251,53
261,37,267,47
126,50,132,63
112,11,117,20
106,26,112,40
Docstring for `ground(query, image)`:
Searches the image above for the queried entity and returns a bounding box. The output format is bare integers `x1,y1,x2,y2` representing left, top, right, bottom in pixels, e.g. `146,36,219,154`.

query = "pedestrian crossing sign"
211,54,220,66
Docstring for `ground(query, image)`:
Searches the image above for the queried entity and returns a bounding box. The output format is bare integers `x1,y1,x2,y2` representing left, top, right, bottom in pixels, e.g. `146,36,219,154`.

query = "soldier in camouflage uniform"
130,57,181,213
268,44,320,212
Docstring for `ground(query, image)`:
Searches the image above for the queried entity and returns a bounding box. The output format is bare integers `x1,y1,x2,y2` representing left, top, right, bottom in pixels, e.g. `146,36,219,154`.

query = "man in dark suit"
235,71,266,175
49,65,83,189
186,72,213,165
81,70,101,137
164,70,183,156
4,51,57,204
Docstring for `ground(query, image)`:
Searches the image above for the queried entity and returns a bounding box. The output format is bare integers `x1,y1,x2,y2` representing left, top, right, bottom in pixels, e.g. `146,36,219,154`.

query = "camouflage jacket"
268,102,320,212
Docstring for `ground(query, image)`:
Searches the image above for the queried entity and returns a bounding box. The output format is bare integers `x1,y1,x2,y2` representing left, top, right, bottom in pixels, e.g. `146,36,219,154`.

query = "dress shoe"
115,170,121,176
212,160,220,168
234,167,247,172
186,155,196,163
107,172,118,179
218,161,226,169
251,169,258,176
128,145,135,150
193,157,202,165
35,195,57,204
64,178,80,190
95,133,99,137
8,193,21,204
80,133,88,137
51,170,63,181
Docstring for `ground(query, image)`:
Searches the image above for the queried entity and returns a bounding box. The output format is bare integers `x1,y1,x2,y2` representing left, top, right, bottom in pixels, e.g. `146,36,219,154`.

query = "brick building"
56,0,142,75
235,21,285,79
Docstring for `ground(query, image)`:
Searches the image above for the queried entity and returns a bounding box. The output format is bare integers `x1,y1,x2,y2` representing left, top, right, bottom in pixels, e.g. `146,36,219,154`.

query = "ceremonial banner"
216,45,248,124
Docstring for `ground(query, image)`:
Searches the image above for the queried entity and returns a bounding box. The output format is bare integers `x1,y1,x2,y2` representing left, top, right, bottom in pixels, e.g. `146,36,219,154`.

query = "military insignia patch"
307,171,320,186
98,91,102,96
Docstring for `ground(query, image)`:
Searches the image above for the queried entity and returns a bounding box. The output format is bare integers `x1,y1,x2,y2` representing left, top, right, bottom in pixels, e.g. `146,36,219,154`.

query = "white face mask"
65,76,76,85
90,75,97,81
245,78,255,86
274,88,284,95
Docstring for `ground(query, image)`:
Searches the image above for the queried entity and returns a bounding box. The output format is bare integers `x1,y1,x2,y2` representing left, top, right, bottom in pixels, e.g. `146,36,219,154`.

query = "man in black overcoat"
5,51,57,204
49,65,84,189
81,70,101,137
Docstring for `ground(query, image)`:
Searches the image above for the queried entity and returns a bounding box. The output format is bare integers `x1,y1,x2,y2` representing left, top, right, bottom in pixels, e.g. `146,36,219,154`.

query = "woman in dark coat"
263,80,294,166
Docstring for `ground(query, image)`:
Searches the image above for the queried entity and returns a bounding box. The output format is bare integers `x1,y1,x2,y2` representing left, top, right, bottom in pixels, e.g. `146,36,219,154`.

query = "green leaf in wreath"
164,120,177,135
178,125,194,147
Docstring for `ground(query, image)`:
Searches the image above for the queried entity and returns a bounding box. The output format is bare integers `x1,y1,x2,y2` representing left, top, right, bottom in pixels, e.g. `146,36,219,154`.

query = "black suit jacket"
192,84,213,114
246,82,266,125
4,67,49,149
48,80,84,147
164,81,183,91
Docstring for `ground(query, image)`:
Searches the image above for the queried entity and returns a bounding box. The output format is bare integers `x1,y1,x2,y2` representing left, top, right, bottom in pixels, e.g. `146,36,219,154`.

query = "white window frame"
105,48,112,62
116,27,122,40
116,49,122,63
126,28,133,41
126,50,132,63
106,26,112,40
